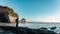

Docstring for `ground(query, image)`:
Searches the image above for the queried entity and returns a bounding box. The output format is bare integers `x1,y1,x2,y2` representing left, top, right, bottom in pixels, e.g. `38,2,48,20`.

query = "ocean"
18,22,60,33
18,22,60,29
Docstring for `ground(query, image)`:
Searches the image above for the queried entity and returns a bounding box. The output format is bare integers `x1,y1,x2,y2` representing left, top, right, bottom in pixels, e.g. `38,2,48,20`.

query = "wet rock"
40,27,48,30
0,26,57,34
18,27,57,34
50,27,57,30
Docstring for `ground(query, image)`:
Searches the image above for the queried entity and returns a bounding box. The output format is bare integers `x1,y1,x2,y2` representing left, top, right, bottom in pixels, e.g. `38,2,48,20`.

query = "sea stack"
21,18,26,23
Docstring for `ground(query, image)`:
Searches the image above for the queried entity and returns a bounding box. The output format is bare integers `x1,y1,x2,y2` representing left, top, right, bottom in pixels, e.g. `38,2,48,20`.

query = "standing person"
16,17,19,29
16,17,19,34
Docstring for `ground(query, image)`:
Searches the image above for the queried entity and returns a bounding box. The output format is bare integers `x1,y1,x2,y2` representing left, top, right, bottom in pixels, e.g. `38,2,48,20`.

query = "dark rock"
0,6,18,23
0,26,57,34
40,27,48,30
18,27,57,34
50,27,57,30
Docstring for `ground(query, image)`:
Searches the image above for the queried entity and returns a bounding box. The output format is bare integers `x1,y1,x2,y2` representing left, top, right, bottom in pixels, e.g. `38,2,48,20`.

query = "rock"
40,27,48,30
18,27,57,34
0,6,18,23
21,18,26,23
50,27,57,30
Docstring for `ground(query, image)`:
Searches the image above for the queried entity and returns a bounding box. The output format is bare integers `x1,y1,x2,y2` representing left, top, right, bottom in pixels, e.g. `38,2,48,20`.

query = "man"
16,17,18,29
16,17,19,34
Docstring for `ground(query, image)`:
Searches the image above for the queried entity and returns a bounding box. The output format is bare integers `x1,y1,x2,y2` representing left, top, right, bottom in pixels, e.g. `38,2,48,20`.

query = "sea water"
18,22,60,29
18,22,60,34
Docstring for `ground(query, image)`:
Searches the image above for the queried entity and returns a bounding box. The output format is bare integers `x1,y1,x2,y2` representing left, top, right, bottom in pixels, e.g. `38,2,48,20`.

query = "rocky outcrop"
0,26,57,34
18,27,57,34
21,18,26,23
0,6,18,23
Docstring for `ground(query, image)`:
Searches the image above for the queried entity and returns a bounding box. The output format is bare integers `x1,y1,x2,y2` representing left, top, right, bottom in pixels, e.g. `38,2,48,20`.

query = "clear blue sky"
0,0,60,22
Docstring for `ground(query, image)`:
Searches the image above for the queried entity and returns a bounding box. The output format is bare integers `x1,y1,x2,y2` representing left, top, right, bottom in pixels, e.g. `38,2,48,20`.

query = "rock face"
21,18,26,23
0,6,18,23
17,27,57,34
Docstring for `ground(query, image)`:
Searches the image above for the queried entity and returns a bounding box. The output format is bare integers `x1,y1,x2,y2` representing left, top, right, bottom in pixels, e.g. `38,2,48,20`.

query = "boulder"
0,6,18,23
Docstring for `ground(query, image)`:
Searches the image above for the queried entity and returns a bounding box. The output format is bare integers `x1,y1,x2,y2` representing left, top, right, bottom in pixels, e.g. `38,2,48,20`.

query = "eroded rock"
0,6,18,23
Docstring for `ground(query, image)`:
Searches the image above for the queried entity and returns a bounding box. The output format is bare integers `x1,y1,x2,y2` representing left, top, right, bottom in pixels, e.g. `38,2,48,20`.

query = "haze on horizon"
0,0,60,22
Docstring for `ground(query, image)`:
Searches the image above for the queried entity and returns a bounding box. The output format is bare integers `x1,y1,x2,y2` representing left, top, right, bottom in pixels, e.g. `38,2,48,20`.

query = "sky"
0,0,60,22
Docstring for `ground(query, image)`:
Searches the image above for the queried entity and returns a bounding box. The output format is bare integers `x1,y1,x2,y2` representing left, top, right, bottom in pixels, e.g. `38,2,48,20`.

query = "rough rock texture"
0,26,57,34
0,6,18,23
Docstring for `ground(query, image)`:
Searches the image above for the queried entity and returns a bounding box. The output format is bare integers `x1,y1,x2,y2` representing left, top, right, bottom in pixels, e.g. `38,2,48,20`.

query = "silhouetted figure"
16,17,18,28
16,17,19,34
